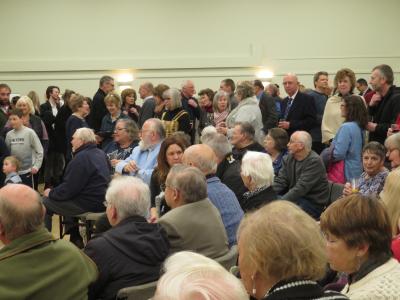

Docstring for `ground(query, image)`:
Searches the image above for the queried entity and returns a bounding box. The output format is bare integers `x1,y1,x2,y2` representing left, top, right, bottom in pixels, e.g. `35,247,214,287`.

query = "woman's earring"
251,274,256,296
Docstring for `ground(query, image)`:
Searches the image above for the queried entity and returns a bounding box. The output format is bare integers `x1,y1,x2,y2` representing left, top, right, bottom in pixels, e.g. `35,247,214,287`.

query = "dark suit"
158,198,229,259
259,92,278,133
281,91,317,136
89,88,107,132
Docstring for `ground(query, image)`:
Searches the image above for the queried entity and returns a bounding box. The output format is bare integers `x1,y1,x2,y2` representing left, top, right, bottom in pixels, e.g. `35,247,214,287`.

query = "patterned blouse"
358,169,389,197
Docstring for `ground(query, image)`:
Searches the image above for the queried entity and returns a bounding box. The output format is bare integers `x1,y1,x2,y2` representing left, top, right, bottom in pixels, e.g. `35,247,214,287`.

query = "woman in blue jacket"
332,95,368,182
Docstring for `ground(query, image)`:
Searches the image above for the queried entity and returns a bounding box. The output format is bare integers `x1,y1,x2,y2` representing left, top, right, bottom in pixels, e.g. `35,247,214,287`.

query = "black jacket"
369,85,400,144
241,186,277,212
49,143,111,212
138,97,155,128
40,101,60,151
85,215,170,300
216,154,248,205
259,92,278,133
232,142,265,161
89,88,107,132
281,91,317,136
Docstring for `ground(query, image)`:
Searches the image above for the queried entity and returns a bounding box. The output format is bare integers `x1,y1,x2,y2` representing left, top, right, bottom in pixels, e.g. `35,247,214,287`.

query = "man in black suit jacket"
254,80,278,134
40,86,63,187
89,75,114,132
137,82,156,129
278,74,317,137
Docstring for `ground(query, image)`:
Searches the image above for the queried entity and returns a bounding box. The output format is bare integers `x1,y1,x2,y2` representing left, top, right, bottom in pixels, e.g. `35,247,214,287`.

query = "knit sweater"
342,258,400,299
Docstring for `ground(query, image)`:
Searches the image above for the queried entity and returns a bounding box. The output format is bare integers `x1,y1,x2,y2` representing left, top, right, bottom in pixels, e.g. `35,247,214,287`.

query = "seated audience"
98,92,128,149
379,170,400,261
320,194,400,299
182,144,243,247
65,94,90,161
330,95,367,182
240,151,277,212
84,176,169,300
274,131,329,219
103,118,140,172
153,251,248,300
43,128,111,244
263,127,288,175
384,132,400,170
115,118,165,184
220,81,263,143
121,88,141,124
201,131,247,204
343,142,388,197
161,88,191,137
231,122,264,160
3,155,22,184
158,165,229,258
238,201,348,300
5,109,43,187
0,184,97,299
149,135,189,221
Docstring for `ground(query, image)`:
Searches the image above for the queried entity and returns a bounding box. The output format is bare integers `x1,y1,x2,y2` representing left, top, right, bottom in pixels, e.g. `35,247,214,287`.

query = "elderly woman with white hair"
153,251,248,300
240,151,277,211
385,132,400,170
160,88,191,137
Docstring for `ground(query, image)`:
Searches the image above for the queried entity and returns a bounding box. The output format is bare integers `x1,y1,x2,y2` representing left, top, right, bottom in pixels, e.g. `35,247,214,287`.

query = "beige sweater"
342,258,400,299
321,94,345,144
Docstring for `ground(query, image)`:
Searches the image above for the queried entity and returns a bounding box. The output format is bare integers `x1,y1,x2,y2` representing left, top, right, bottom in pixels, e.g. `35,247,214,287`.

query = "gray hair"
181,80,194,89
213,90,230,112
296,131,312,152
99,75,114,87
167,165,207,203
105,176,150,220
0,190,43,240
241,151,274,188
116,119,139,141
154,251,248,300
202,133,232,160
372,64,394,86
385,132,400,151
235,81,254,100
235,122,255,141
74,127,96,144
200,126,217,141
147,118,166,140
163,88,182,110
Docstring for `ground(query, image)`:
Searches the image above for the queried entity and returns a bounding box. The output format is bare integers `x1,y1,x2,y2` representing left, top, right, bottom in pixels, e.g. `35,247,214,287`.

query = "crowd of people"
0,63,400,300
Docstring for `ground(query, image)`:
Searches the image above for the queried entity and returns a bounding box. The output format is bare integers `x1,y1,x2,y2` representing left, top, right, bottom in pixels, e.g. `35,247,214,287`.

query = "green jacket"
0,227,98,300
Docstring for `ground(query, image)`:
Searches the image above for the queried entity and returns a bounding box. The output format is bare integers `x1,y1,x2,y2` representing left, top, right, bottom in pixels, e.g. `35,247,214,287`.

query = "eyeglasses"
0,93,10,96
163,97,171,101
114,127,127,132
288,140,303,145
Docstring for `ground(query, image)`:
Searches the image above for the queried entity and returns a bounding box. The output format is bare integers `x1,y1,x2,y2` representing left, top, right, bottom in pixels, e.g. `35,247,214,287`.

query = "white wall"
0,0,399,100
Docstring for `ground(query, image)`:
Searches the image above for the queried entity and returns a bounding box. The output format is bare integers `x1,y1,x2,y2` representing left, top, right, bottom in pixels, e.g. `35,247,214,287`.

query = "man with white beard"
115,118,165,184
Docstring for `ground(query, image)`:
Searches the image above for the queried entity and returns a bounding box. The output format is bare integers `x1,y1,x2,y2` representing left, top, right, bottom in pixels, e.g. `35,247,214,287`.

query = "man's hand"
278,121,290,130
123,160,139,173
43,188,51,197
367,122,377,132
31,167,38,175
369,93,381,107
188,99,198,108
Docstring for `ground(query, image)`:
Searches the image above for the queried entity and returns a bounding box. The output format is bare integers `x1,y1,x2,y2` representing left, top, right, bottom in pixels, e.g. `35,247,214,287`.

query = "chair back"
116,281,157,300
215,245,238,270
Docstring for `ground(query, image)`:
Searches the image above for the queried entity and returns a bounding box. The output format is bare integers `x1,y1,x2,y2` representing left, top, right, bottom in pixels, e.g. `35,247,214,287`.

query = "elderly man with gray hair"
159,164,229,258
0,184,98,299
273,131,329,219
84,176,169,300
182,144,243,247
43,127,111,245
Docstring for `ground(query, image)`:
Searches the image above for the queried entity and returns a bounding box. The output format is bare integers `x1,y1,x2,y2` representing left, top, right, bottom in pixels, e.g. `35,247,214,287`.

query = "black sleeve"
89,95,107,132
259,94,278,132
178,112,192,134
138,100,156,128
40,103,56,129
289,95,317,131
150,170,161,208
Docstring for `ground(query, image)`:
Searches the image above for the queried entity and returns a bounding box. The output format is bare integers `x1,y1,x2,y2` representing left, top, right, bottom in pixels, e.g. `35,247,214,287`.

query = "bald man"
181,80,200,143
278,73,317,137
182,144,243,246
0,184,97,299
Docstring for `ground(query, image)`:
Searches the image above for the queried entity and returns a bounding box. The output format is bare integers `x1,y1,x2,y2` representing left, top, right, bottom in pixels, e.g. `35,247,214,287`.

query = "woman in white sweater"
217,81,263,143
320,194,400,300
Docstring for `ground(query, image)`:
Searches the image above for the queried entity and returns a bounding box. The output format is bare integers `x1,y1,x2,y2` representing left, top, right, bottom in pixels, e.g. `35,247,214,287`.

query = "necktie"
284,97,293,119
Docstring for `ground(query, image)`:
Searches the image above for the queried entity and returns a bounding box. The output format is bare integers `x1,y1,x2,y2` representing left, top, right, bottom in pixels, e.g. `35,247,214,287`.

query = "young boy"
5,109,43,187
3,156,22,184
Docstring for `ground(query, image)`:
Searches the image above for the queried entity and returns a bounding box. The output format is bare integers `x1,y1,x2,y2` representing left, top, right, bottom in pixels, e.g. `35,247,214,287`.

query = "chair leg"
59,215,64,239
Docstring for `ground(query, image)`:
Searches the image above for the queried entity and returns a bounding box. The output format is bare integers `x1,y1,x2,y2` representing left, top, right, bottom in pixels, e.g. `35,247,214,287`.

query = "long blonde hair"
380,170,400,236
